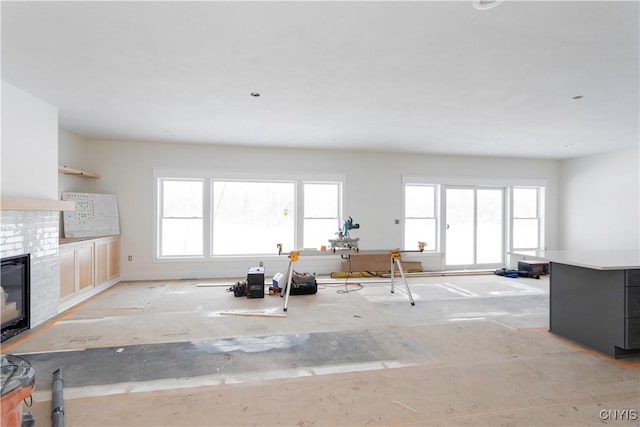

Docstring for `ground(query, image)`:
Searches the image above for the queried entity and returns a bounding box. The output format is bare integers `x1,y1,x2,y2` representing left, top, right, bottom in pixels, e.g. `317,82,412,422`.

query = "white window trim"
402,175,547,255
157,177,207,259
509,186,546,251
154,168,346,260
402,182,439,252
301,181,344,250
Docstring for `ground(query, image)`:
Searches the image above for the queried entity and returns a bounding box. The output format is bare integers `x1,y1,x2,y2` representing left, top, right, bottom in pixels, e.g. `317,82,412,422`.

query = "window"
156,171,344,258
158,179,204,257
404,181,545,261
404,184,437,251
511,187,543,250
303,182,341,249
212,181,295,255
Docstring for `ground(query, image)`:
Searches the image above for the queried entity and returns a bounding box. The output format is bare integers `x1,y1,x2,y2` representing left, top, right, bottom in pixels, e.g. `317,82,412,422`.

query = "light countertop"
511,249,640,270
59,235,119,245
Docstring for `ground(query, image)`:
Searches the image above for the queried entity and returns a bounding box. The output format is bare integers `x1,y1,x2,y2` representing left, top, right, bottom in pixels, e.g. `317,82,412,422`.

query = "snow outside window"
159,179,204,257
404,184,437,251
212,181,295,255
512,187,541,250
303,182,341,249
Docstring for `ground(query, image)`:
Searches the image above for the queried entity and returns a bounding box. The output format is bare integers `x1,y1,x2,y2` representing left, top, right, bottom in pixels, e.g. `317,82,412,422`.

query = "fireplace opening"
1,254,30,342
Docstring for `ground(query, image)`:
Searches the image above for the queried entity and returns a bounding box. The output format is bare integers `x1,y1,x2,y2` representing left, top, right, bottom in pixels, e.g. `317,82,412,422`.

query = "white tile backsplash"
1,211,60,326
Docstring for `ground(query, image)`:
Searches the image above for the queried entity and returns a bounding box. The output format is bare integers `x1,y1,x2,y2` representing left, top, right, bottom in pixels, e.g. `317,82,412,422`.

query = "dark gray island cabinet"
517,250,640,359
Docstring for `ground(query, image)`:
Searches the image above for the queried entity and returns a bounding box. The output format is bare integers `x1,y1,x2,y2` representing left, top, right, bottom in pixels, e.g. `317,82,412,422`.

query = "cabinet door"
95,241,108,284
627,287,640,318
627,270,640,287
78,244,94,290
626,319,640,349
108,239,120,279
59,249,76,298
95,238,120,283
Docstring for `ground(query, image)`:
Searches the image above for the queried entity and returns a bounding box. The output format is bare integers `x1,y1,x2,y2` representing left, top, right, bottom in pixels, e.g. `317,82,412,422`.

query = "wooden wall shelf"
1,197,75,211
58,165,100,179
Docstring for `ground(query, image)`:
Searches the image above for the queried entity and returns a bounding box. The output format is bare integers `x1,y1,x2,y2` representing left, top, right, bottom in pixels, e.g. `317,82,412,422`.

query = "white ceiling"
2,1,639,159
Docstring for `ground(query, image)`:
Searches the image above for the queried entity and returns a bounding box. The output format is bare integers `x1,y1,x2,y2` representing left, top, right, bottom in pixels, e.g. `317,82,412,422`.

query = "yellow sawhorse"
281,250,300,312
280,248,417,311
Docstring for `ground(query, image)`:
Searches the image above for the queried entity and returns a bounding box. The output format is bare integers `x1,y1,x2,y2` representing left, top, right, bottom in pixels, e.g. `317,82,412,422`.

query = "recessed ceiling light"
473,0,504,11
250,92,260,97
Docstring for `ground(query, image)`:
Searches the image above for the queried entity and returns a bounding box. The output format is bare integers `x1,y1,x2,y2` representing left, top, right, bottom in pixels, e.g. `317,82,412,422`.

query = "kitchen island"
514,250,640,359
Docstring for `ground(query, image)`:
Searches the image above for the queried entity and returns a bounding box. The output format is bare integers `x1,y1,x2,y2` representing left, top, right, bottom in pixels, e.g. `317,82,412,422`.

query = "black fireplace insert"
1,254,30,342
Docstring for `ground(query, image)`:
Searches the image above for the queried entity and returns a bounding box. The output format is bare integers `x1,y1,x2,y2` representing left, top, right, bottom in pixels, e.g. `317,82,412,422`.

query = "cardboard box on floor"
340,254,422,273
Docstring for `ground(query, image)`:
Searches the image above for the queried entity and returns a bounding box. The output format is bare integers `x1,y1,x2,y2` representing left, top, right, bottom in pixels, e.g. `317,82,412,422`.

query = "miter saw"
328,216,360,251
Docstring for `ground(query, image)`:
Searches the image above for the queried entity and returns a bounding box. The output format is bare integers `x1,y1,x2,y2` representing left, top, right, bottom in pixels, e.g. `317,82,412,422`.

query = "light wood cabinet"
78,244,94,290
59,241,94,299
59,236,119,301
110,239,120,279
96,237,120,283
59,248,76,299
95,242,108,284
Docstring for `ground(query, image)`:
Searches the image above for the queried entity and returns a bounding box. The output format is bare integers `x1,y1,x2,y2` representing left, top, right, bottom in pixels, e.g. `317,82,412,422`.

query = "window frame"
402,182,439,252
154,169,345,260
157,177,207,259
510,186,545,251
301,181,343,250
403,176,547,256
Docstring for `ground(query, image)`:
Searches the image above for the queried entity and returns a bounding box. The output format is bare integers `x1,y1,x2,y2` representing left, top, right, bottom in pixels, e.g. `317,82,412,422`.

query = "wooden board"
58,165,100,178
340,254,422,272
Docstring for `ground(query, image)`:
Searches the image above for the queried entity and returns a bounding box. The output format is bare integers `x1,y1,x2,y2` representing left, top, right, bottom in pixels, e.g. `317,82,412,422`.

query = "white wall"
1,82,62,327
559,147,640,250
66,138,561,280
58,128,92,195
1,81,58,199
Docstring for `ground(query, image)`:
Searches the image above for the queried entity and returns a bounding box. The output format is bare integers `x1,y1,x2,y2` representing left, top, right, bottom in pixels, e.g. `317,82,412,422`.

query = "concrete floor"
2,274,639,426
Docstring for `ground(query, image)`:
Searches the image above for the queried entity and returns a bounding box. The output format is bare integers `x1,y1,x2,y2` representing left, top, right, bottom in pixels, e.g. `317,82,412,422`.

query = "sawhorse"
389,249,415,306
281,250,300,312
280,249,416,311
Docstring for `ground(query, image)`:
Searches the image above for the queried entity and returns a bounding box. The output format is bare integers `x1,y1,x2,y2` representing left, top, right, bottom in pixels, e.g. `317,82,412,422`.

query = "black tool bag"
232,281,248,297
289,271,318,295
